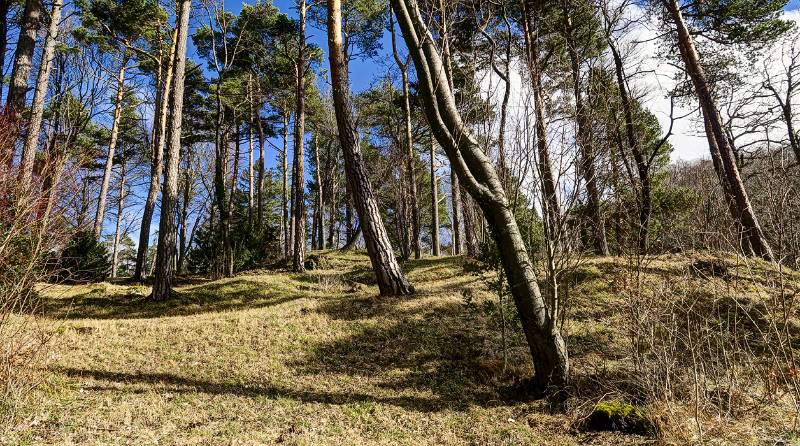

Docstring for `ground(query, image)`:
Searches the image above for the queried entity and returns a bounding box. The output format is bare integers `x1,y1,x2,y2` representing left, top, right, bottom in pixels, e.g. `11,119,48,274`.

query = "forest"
1,0,800,443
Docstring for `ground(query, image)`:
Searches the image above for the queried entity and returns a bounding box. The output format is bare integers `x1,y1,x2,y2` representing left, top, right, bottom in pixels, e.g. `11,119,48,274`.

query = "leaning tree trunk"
292,0,308,272
151,0,191,300
606,34,652,254
135,29,177,281
327,0,414,296
392,0,568,389
94,62,127,237
666,0,774,261
19,0,62,189
5,0,41,117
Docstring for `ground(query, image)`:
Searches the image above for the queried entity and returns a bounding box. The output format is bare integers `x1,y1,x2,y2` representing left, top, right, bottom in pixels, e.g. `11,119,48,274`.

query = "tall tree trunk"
561,2,609,255
111,159,127,279
392,0,568,389
0,0,10,105
665,0,774,261
430,139,440,256
450,171,462,254
606,33,652,254
255,80,266,228
520,1,561,238
94,62,127,237
19,0,62,189
282,111,290,258
5,0,41,117
327,0,414,295
248,75,255,229
135,28,177,281
226,122,241,275
391,12,421,259
212,78,231,278
292,0,307,272
313,134,324,250
151,0,191,300
177,146,193,274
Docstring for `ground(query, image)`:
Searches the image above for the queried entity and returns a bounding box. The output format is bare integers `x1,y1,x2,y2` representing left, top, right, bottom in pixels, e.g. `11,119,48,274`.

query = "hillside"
6,251,800,445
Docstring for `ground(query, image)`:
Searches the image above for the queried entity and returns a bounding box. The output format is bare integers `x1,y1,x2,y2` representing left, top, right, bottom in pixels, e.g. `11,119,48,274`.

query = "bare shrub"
0,111,73,428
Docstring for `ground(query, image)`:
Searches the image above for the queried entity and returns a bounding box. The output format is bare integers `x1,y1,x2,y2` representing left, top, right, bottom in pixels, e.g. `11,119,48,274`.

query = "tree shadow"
52,366,445,412
37,278,303,320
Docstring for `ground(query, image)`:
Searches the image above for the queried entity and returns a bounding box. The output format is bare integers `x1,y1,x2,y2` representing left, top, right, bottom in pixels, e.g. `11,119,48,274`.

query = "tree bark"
665,0,774,261
391,12,421,259
282,110,290,258
0,0,10,105
19,0,62,189
430,138,440,256
520,1,561,238
6,0,41,116
94,62,127,237
561,1,609,256
392,0,568,389
292,0,307,271
255,79,266,228
111,159,127,279
248,74,255,229
328,0,414,295
313,133,324,250
151,0,191,300
135,29,176,281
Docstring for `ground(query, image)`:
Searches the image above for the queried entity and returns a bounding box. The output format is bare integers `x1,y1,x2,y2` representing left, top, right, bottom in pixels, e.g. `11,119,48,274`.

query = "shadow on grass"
53,366,446,412
38,278,302,320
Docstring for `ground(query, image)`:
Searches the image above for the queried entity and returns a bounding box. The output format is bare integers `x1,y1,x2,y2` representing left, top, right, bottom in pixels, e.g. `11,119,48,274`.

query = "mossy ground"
4,250,799,445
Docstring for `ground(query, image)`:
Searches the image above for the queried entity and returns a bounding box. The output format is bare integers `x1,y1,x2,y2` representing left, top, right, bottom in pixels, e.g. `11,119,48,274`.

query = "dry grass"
3,250,799,445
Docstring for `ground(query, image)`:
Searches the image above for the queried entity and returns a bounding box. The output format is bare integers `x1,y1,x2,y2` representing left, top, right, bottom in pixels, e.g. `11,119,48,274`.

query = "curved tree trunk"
327,0,414,296
151,0,191,300
392,0,568,389
19,0,62,189
666,0,774,261
94,62,127,237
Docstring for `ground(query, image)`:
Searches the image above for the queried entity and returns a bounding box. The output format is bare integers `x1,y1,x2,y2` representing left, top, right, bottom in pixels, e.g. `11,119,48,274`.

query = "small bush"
56,231,112,283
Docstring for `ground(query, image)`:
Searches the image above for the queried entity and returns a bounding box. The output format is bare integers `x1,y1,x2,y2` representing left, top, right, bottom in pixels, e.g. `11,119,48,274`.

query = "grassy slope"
6,251,800,445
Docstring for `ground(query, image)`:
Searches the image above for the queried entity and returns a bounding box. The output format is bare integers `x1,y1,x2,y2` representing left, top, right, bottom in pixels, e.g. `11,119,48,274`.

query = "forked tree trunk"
327,0,414,295
19,0,62,189
430,139,440,256
151,0,191,300
94,62,128,237
392,0,568,389
135,28,177,281
292,0,307,272
665,0,774,261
